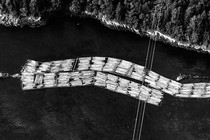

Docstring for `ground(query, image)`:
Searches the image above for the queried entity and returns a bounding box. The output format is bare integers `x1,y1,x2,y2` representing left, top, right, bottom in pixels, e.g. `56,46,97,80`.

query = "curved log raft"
20,57,210,106
21,70,163,106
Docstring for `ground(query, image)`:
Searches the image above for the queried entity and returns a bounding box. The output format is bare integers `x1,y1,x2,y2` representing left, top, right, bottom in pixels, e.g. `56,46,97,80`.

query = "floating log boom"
20,57,210,106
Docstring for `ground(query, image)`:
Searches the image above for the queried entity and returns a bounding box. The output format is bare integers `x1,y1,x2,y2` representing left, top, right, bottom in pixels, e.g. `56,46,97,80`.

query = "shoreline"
0,9,209,54
82,11,210,54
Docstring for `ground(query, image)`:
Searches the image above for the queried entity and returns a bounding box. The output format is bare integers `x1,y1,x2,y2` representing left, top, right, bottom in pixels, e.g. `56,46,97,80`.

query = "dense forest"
0,0,210,51
69,0,210,51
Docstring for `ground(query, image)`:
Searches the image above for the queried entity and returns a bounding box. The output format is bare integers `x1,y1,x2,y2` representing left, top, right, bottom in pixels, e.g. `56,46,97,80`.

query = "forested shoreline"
0,0,210,53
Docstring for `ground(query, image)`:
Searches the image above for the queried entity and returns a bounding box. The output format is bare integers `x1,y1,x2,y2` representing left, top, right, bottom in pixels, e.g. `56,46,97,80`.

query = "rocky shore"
80,10,209,54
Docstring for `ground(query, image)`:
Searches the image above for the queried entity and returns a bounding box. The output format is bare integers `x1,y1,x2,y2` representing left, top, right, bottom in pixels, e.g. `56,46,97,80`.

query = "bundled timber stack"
145,70,159,89
21,60,38,90
90,57,106,71
34,59,75,73
36,62,51,72
115,60,133,75
57,72,71,87
106,74,118,91
103,58,120,72
34,74,44,88
193,83,206,97
50,61,62,73
167,80,182,96
77,57,91,71
81,71,95,85
148,89,163,105
61,59,74,71
22,60,38,73
127,81,139,98
43,73,56,88
116,78,130,94
206,84,210,95
130,64,145,81
21,73,36,90
69,72,83,86
94,71,107,87
174,83,210,98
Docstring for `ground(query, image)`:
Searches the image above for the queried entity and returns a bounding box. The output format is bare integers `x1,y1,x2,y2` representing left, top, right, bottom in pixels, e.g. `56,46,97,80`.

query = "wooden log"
90,64,104,71
147,98,159,106
103,64,116,72
115,67,128,75
138,94,148,101
192,89,205,95
116,86,128,94
130,72,144,81
179,89,192,95
175,94,190,98
162,88,173,96
151,89,163,96
141,85,152,93
95,72,107,79
27,60,38,66
37,62,51,72
22,84,36,90
159,76,170,82
128,90,139,97
145,75,156,82
133,64,144,74
169,80,182,89
147,70,159,80
81,78,93,85
202,94,210,98
194,83,206,86
34,74,43,84
149,96,161,103
118,78,129,88
106,83,117,91
156,81,167,89
106,79,116,85
107,58,121,63
150,90,162,99
92,57,106,61
71,72,82,78
118,60,133,69
206,85,210,90
79,57,91,61
107,74,118,82
81,71,95,77
129,81,139,88
70,79,83,86
182,83,194,88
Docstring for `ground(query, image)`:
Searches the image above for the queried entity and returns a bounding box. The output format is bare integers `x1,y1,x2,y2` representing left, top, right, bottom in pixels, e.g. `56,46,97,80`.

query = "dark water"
0,16,210,140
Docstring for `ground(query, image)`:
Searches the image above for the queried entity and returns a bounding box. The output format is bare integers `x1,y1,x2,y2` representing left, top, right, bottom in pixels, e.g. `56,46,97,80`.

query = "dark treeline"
0,0,210,49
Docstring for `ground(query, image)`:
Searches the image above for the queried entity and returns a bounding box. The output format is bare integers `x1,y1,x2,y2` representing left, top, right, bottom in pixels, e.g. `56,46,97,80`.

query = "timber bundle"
21,57,210,106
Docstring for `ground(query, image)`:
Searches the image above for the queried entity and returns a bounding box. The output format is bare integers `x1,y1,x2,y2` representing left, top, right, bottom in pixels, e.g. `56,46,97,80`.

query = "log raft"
20,57,210,106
